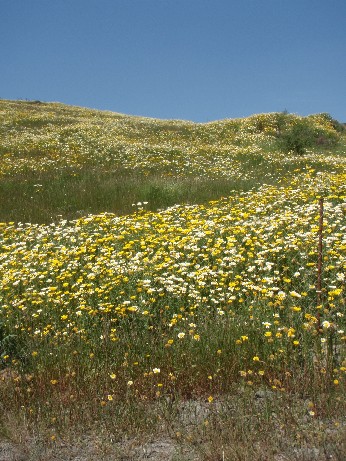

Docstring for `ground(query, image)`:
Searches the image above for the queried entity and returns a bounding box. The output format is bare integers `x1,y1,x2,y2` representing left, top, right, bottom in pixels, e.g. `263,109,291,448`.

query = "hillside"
0,100,346,459
0,99,345,222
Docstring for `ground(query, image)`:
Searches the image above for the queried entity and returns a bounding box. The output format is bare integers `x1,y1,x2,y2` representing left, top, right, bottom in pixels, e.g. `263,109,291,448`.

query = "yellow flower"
264,331,272,338
207,396,214,403
287,328,295,338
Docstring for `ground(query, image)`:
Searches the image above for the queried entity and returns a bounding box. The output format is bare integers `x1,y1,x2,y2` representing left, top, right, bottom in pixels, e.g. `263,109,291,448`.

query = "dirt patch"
0,436,198,461
0,441,27,461
1,392,345,461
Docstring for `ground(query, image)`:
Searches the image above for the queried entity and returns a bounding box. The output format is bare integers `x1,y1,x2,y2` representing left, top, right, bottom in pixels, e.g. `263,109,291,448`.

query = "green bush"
277,117,339,155
318,113,345,133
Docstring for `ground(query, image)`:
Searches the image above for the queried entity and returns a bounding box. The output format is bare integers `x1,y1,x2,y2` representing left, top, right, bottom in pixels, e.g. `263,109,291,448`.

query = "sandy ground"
1,395,345,461
0,435,202,461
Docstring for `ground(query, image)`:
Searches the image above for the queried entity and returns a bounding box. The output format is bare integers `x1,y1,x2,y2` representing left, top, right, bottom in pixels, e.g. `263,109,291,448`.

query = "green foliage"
276,114,341,155
0,321,18,367
278,119,318,155
318,113,345,133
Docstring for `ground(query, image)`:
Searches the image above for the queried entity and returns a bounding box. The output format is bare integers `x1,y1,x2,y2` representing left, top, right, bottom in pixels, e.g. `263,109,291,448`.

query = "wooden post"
316,197,324,331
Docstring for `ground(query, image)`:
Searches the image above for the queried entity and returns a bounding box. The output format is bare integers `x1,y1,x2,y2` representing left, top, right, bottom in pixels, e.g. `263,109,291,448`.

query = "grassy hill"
0,100,346,459
0,99,345,222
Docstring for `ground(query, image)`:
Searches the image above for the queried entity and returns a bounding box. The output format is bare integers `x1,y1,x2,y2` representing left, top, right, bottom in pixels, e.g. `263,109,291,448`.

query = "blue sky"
1,0,345,122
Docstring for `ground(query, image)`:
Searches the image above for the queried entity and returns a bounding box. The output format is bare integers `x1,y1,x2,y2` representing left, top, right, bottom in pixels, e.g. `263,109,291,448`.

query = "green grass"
0,168,284,224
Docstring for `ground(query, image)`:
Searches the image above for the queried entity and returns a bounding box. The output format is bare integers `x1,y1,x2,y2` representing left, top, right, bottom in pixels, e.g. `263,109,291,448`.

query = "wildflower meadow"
0,100,345,460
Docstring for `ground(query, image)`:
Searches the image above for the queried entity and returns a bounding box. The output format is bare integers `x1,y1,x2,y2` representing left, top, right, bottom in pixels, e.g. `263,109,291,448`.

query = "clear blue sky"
1,0,345,122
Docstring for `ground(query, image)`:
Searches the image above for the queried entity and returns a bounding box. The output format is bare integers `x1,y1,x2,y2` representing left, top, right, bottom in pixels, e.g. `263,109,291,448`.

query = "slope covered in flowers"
1,170,345,400
0,101,345,421
1,99,345,223
0,99,344,179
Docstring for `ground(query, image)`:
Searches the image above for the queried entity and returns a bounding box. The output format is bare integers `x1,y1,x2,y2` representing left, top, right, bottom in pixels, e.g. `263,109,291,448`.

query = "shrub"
278,119,316,155
318,113,345,133
277,117,340,155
